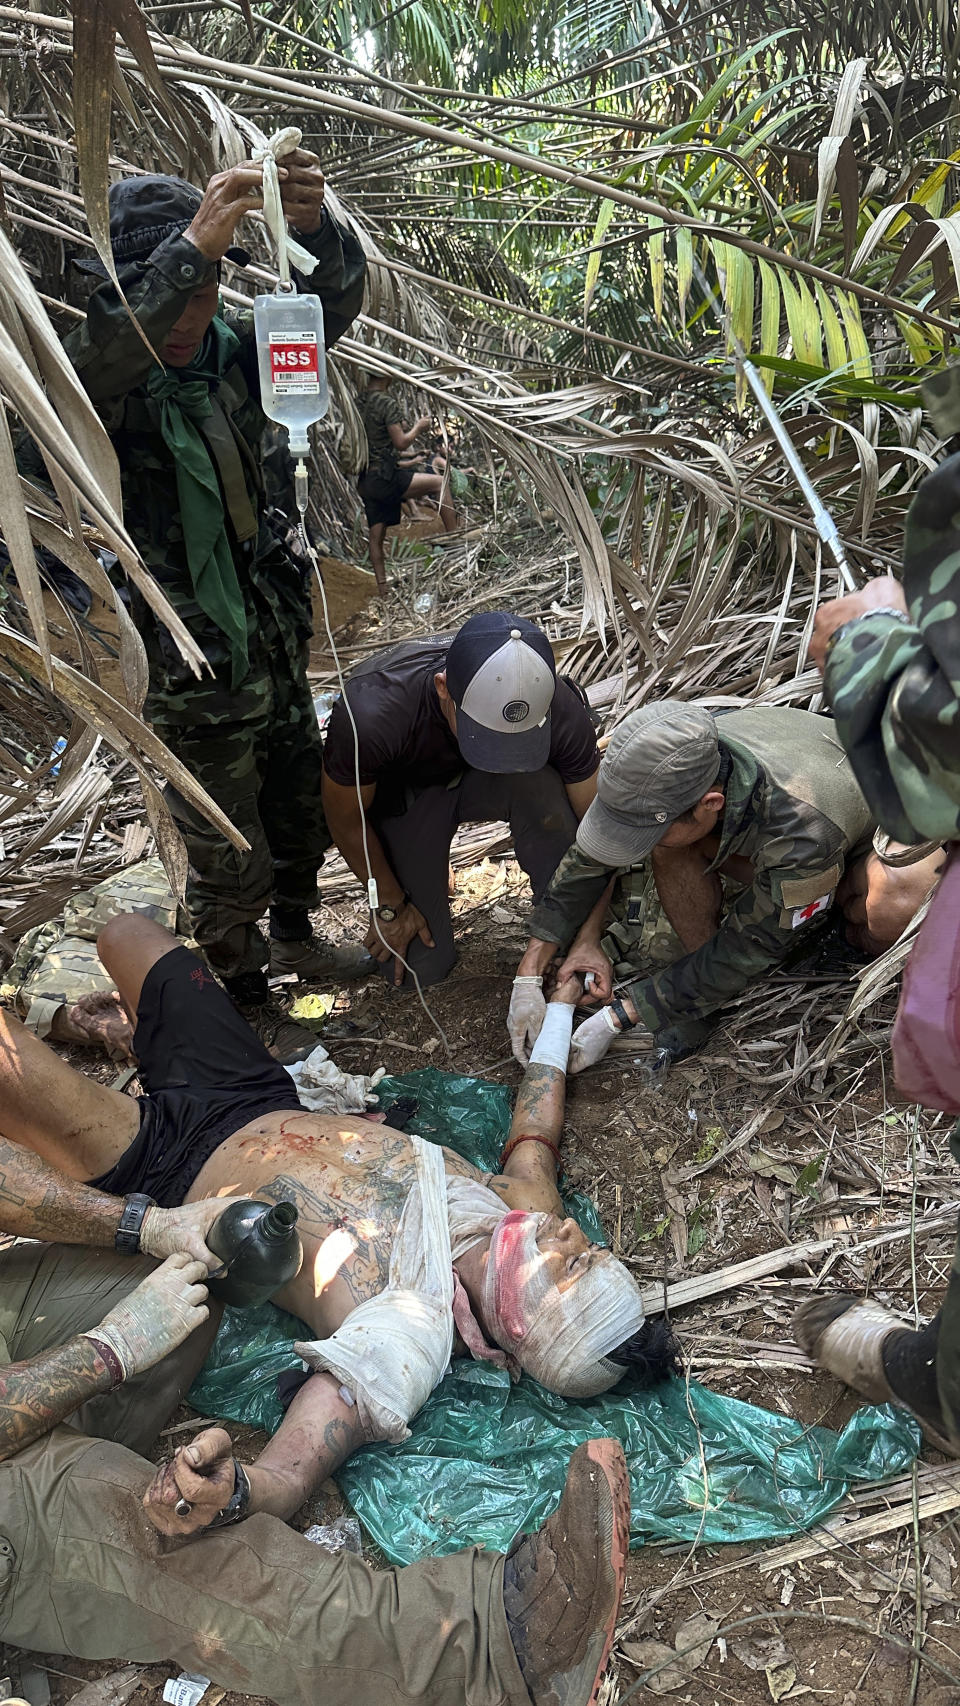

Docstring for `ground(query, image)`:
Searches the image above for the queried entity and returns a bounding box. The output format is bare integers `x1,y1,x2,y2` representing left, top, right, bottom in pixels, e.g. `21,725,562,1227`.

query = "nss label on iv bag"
269,331,320,393
255,288,329,453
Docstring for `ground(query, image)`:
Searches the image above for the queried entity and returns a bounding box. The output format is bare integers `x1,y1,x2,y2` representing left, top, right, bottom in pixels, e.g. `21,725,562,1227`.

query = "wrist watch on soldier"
204,1459,252,1529
376,892,410,923
115,1193,157,1255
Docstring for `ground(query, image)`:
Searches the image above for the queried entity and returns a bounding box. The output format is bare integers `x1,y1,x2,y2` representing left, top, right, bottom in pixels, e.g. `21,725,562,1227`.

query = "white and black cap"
445,611,556,772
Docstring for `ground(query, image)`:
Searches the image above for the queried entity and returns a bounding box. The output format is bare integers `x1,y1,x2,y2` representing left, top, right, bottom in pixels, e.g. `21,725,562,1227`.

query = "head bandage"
481,1210,645,1398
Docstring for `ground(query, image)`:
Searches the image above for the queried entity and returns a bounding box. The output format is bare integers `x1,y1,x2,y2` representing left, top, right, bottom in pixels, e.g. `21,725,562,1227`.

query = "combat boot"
503,1438,630,1706
223,969,320,1064
268,935,371,981
235,998,319,1063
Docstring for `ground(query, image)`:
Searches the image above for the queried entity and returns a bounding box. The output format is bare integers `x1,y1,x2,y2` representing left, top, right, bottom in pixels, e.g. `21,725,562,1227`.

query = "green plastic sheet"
190,1068,921,1564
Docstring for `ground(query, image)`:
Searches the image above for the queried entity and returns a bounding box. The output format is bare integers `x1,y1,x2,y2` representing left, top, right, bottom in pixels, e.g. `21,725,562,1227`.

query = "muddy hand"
59,991,135,1061
143,1425,236,1536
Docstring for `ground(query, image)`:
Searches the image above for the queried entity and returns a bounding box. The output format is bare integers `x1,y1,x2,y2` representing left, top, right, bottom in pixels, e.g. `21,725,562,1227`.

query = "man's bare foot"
51,991,135,1061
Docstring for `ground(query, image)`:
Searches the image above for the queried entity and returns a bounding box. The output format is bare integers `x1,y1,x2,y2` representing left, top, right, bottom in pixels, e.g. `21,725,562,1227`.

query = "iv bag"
255,287,329,455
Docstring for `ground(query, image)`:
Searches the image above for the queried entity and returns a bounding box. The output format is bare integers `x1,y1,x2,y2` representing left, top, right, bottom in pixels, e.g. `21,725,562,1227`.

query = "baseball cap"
445,611,556,772
73,175,250,278
577,701,720,866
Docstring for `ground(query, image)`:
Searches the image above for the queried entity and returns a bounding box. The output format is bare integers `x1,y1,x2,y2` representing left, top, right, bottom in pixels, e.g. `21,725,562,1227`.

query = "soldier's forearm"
0,1337,114,1461
67,238,218,402
624,916,795,1033
826,615,960,843
0,1133,121,1246
527,866,612,955
567,881,616,952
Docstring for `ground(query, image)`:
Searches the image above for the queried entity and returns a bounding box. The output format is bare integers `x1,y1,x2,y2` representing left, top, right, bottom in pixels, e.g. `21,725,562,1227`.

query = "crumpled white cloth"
252,126,319,284
284,1043,386,1115
295,1136,455,1442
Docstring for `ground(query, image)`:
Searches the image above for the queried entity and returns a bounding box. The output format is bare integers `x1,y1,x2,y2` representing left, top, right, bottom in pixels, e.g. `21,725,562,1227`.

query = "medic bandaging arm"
825,450,960,846
624,858,845,1033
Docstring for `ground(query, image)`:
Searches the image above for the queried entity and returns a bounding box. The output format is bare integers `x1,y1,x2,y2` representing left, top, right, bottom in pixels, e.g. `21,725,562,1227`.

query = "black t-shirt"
323,638,600,816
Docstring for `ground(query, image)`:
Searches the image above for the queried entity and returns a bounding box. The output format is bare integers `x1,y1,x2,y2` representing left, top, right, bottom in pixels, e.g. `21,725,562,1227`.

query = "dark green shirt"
529,706,874,1031
358,390,404,480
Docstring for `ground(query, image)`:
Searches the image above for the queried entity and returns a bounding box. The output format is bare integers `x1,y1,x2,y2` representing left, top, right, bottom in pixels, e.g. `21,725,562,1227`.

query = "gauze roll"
295,1136,454,1443
528,1001,574,1072
481,1209,645,1397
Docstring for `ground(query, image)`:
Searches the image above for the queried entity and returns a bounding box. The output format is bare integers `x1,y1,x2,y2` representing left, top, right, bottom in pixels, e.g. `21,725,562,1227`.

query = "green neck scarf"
147,317,249,687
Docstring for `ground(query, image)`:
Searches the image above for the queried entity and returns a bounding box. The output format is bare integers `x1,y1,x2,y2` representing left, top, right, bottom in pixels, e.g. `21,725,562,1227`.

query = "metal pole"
693,258,860,592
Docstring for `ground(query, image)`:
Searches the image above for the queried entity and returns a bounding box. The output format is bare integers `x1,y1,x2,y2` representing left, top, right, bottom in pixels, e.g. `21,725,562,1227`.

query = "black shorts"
91,947,302,1207
357,466,414,528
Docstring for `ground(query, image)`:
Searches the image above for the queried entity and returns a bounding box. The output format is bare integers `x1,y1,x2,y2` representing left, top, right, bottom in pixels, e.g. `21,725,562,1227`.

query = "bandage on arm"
294,1138,454,1444
529,1001,574,1072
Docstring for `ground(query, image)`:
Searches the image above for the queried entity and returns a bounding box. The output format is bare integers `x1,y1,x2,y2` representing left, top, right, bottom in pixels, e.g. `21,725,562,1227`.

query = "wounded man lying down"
1,914,674,1538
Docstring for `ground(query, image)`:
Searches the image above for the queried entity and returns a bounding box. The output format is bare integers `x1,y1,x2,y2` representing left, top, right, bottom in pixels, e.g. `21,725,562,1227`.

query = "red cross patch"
791,891,834,928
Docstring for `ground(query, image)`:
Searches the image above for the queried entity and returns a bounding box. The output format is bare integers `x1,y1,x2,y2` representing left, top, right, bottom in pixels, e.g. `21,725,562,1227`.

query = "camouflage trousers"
156,666,330,982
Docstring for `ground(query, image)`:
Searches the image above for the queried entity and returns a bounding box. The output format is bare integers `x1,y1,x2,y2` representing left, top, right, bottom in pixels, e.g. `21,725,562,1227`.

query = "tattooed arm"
143,1372,368,1535
0,1135,224,1267
0,1337,114,1461
0,1136,123,1245
496,978,581,1213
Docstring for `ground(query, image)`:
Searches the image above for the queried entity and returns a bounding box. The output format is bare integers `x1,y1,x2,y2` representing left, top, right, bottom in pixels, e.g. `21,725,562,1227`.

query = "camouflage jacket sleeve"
527,843,615,948
64,211,365,408
64,234,220,404
624,869,828,1032
824,452,960,845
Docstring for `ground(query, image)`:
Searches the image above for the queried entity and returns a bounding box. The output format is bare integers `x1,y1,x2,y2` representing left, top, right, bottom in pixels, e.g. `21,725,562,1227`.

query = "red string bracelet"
500,1133,563,1171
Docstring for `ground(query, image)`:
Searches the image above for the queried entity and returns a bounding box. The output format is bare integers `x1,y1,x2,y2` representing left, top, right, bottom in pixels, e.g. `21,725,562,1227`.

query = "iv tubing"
294,480,451,1056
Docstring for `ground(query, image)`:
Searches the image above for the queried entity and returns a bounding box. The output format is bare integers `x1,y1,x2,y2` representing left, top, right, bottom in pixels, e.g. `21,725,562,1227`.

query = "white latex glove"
569,1006,619,1075
508,975,546,1065
82,1253,210,1380
286,1045,387,1114
140,1200,228,1270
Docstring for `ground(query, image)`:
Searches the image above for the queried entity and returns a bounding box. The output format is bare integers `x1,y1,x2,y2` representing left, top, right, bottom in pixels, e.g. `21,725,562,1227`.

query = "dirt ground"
6,846,960,1706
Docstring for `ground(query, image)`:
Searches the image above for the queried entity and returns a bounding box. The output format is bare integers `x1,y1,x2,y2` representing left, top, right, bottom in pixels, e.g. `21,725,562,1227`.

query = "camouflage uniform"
823,364,960,1444
529,705,874,1038
0,860,177,1035
47,219,365,982
824,370,960,847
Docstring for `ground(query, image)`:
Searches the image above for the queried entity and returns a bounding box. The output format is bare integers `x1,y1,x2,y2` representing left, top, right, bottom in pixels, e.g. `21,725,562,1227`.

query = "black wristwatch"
610,997,636,1032
204,1459,252,1529
376,892,410,923
115,1192,156,1255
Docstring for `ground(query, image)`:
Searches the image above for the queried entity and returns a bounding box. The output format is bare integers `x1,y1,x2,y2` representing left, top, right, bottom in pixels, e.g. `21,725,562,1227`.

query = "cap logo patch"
502,699,530,724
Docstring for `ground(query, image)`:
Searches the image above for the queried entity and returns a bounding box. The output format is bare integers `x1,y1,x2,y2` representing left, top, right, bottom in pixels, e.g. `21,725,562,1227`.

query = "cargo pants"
0,1244,529,1706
